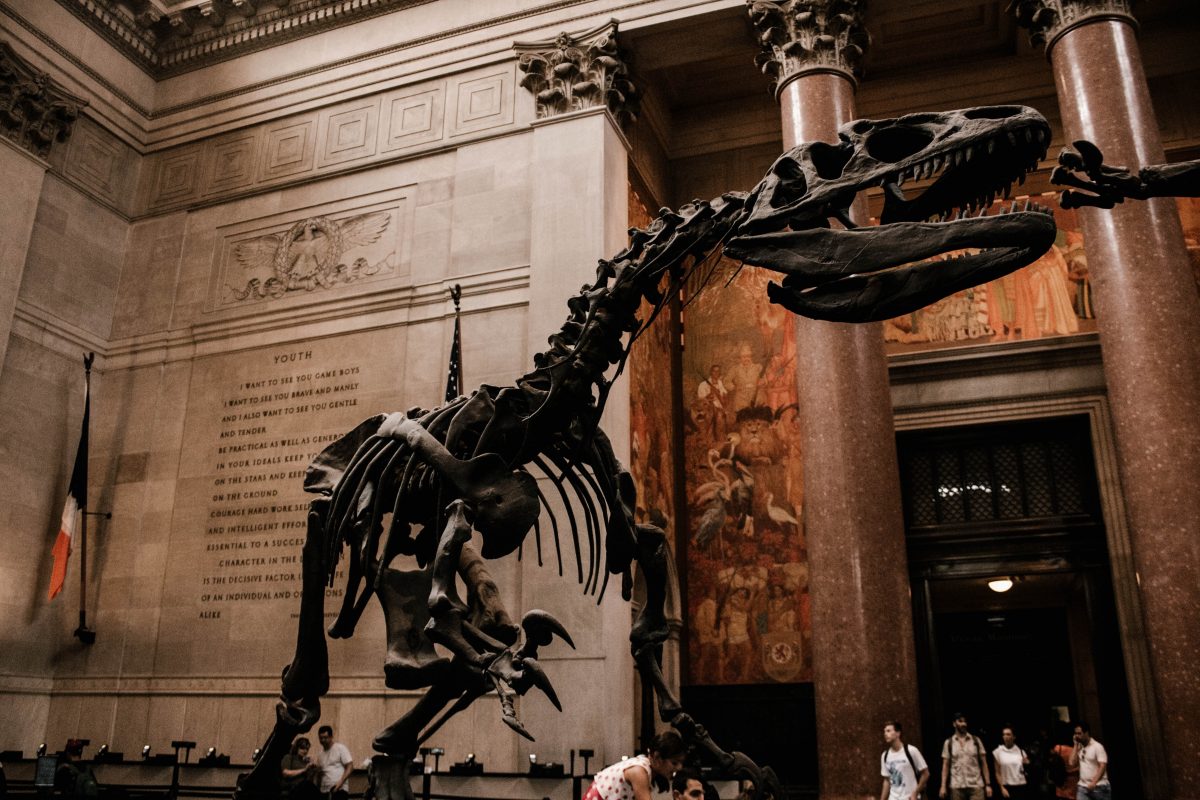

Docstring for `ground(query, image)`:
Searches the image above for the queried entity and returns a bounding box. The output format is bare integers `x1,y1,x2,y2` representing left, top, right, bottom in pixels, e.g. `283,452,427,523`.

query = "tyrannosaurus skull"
725,105,1058,322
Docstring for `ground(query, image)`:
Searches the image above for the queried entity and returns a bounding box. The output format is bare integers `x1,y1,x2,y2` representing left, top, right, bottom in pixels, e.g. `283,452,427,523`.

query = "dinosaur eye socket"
865,125,934,164
964,106,1021,120
807,142,852,180
768,156,808,204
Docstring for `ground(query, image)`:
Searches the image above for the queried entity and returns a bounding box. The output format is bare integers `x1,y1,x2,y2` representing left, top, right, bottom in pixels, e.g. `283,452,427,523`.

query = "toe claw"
520,609,575,653
521,658,561,711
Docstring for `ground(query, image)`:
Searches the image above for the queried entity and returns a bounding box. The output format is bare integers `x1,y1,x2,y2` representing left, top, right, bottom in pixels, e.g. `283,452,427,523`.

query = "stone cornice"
514,20,638,127
0,40,85,158
52,0,438,78
746,0,870,94
1008,0,1138,52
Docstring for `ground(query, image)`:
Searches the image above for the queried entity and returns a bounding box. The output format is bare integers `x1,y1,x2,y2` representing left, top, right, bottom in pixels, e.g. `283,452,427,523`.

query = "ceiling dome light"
987,577,1014,593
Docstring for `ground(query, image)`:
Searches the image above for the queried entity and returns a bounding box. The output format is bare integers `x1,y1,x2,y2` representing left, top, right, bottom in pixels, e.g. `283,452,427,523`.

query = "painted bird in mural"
237,106,1060,800
764,492,800,534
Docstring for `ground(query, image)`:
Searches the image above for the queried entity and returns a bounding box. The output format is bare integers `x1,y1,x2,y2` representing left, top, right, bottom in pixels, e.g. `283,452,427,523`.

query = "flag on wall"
444,284,463,402
49,353,93,600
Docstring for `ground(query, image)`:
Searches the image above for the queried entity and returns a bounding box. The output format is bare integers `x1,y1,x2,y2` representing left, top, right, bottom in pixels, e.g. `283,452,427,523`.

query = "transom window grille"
899,417,1095,528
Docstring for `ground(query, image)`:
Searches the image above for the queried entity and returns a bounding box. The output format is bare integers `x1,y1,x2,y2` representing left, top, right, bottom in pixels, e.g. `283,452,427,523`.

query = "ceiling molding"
52,0,439,78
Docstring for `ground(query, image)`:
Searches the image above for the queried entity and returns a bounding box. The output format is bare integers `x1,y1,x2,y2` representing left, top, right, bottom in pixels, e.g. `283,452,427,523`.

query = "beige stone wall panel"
51,116,141,216
0,139,47,372
449,134,531,277
316,100,382,169
202,130,260,197
148,144,204,209
18,175,127,340
140,63,524,216
381,82,447,154
110,212,187,339
258,117,318,182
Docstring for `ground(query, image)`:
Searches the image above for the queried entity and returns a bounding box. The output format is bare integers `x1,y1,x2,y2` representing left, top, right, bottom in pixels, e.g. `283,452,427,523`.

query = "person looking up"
881,720,929,800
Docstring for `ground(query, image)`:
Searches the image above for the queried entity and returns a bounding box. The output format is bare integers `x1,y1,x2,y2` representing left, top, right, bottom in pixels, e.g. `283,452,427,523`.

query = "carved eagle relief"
229,210,392,300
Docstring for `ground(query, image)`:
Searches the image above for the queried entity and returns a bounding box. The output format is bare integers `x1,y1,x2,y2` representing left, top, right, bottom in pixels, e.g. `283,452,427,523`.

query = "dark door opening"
935,605,1076,745
897,416,1142,797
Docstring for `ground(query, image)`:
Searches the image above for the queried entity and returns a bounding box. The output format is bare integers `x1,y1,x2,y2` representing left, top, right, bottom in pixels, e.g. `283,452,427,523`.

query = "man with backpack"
939,712,992,800
881,721,929,800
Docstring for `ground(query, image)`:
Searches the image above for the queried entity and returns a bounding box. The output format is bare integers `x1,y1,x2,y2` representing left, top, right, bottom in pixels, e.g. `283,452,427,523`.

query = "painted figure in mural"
726,344,764,414
696,364,730,441
236,106,1059,800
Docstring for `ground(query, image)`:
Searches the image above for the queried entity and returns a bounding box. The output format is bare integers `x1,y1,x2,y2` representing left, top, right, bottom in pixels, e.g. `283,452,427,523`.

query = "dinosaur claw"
502,713,536,741
521,658,562,711
520,609,575,653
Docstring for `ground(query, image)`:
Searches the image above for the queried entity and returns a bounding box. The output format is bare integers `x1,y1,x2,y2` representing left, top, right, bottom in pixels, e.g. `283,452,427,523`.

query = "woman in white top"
992,726,1030,800
586,731,687,800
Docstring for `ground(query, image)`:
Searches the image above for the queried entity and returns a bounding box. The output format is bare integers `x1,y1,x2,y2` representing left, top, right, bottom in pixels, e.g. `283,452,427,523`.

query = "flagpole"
74,353,96,645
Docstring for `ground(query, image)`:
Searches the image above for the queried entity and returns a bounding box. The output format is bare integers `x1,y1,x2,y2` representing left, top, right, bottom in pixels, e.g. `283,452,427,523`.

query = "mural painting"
628,186,678,545
680,259,811,686
884,195,1200,353
883,193,1095,352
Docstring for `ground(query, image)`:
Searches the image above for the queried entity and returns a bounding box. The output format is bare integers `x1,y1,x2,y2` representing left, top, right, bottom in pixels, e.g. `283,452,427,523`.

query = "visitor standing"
281,737,319,800
1049,724,1080,800
1070,723,1109,800
881,721,929,800
991,727,1030,800
315,726,353,800
940,712,992,800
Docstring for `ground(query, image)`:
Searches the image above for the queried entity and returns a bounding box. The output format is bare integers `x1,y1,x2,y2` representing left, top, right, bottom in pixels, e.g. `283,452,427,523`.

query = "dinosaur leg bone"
424,500,510,668
236,500,331,800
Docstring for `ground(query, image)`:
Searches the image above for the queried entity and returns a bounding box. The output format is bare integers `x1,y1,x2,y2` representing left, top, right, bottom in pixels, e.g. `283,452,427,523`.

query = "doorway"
897,415,1142,796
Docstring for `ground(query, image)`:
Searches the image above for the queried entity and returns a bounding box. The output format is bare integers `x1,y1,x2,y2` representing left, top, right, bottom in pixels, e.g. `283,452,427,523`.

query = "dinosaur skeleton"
235,105,1055,800
1052,139,1200,208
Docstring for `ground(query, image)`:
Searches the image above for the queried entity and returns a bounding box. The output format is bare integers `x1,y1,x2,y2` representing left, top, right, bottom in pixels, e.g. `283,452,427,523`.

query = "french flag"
49,355,91,600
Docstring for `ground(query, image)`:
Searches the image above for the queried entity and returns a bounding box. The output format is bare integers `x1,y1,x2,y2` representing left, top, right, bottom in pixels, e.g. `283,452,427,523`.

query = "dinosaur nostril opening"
963,106,1022,120
865,126,934,164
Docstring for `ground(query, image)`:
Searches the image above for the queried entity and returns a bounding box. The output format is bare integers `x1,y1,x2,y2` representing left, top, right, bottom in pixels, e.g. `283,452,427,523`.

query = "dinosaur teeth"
883,180,907,203
964,145,974,162
1007,131,1018,147
830,206,857,229
987,139,996,155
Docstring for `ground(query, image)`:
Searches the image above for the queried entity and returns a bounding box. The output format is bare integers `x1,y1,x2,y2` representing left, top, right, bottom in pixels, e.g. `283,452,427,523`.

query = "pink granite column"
781,72,920,800
1031,10,1200,797
749,4,920,797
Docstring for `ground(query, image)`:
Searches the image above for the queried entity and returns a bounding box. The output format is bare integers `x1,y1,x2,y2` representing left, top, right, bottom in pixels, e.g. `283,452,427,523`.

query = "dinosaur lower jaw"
725,207,1057,323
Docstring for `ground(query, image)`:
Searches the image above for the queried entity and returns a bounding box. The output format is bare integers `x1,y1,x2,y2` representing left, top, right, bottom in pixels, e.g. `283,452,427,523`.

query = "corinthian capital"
747,0,870,94
514,21,638,126
0,42,86,159
1009,0,1137,50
